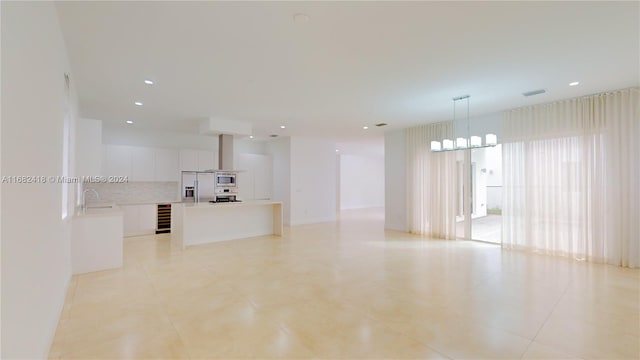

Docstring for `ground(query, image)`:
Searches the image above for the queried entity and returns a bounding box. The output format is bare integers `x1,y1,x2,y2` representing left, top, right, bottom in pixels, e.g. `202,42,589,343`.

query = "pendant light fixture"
430,95,498,152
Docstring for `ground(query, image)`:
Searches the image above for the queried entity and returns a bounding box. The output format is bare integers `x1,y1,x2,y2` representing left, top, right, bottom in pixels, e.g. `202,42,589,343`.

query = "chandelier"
430,95,497,152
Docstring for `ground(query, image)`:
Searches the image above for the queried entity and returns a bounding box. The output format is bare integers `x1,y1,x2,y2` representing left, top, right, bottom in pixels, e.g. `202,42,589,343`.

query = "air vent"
523,89,546,97
375,123,388,127
269,134,278,138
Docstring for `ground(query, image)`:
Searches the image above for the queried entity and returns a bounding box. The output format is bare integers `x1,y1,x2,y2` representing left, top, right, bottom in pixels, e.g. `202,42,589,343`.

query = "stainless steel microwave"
216,172,237,187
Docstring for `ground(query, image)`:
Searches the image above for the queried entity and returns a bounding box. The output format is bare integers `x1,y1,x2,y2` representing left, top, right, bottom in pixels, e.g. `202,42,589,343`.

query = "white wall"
266,137,291,225
1,2,76,357
384,130,407,231
76,118,102,177
290,137,337,226
340,154,385,209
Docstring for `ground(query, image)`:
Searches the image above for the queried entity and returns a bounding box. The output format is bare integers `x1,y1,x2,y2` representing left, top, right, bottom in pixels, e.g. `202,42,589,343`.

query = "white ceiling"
56,1,639,141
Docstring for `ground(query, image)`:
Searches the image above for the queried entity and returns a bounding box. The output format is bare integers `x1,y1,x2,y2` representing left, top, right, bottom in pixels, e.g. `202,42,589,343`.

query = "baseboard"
290,216,336,226
339,205,385,210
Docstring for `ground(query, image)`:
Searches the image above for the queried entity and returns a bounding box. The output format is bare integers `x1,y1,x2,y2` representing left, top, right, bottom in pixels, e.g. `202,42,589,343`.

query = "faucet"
82,188,100,210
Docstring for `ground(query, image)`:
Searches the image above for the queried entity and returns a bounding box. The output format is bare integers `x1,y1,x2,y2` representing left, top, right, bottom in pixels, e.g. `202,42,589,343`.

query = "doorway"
455,145,503,244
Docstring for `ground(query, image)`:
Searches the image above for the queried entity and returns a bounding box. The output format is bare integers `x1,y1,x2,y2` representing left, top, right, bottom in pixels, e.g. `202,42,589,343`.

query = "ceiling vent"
522,89,546,97
375,123,388,127
269,134,278,138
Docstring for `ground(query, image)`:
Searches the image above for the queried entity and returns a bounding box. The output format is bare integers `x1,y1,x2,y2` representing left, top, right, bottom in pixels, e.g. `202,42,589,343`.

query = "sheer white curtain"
406,122,458,239
502,88,639,267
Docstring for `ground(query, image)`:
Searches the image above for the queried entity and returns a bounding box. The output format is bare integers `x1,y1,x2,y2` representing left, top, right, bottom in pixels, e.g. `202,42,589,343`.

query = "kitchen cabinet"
198,150,216,171
180,149,199,172
138,204,157,234
238,153,272,201
253,155,272,199
130,147,155,181
180,149,216,171
102,145,132,178
155,148,179,181
103,145,181,182
121,204,156,237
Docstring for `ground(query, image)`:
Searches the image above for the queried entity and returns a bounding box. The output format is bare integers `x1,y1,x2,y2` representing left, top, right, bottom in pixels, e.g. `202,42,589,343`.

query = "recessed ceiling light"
569,81,580,86
335,149,339,152
363,126,369,130
134,101,143,106
126,120,133,124
144,79,154,85
280,125,286,129
249,135,254,139
293,13,309,23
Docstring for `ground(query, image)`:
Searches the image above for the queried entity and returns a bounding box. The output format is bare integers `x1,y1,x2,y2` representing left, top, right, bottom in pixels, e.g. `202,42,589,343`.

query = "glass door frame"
457,150,472,240
457,148,501,245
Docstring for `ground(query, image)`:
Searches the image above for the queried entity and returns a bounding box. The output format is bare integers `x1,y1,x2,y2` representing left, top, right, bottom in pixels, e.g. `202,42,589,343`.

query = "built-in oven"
216,172,237,188
211,187,240,203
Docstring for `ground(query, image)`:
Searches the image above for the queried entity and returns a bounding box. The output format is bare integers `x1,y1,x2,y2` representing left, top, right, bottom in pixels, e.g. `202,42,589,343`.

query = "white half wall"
290,137,337,226
1,2,75,357
384,130,407,231
340,154,385,209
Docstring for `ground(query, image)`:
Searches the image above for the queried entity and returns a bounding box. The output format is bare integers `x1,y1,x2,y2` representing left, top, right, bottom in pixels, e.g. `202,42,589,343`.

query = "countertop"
180,200,282,209
84,199,182,206
83,199,278,209
113,199,182,206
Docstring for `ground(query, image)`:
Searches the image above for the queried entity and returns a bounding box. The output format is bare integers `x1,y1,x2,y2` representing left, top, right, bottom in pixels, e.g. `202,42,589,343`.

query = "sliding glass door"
456,145,503,244
471,145,502,243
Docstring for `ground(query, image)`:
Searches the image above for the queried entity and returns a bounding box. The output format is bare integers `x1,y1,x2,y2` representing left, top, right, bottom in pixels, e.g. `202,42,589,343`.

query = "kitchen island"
171,200,283,249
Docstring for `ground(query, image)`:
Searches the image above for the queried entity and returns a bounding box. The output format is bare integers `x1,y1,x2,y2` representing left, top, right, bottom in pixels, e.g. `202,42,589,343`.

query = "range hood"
218,134,235,171
198,117,252,172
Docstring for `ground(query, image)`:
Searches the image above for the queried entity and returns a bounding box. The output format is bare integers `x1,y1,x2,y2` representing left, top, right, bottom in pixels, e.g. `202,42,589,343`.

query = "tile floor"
456,215,502,244
49,208,640,359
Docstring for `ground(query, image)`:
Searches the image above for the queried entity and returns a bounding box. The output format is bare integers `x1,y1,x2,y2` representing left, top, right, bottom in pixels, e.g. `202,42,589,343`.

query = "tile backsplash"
83,182,180,204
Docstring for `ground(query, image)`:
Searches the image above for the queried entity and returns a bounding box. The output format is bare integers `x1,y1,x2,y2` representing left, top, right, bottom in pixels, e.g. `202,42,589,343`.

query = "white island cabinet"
171,201,282,249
